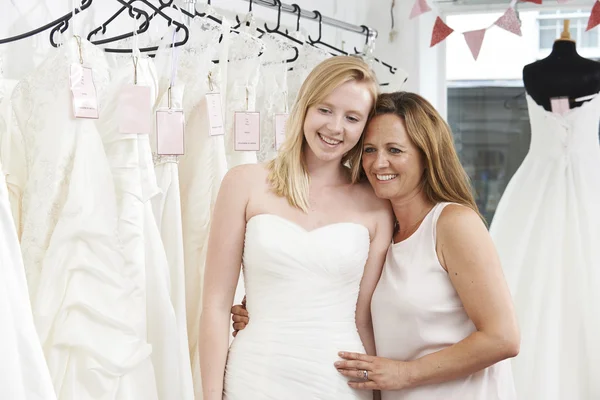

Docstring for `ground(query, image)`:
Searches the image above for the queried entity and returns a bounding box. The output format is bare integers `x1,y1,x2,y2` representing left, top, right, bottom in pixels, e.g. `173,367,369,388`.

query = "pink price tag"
156,109,185,155
274,113,289,150
206,92,225,136
118,85,152,134
550,97,570,115
234,111,260,151
69,64,99,119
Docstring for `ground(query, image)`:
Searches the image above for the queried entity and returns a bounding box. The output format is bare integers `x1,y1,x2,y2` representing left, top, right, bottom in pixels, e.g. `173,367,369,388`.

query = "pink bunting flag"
409,0,431,19
587,1,600,31
495,7,522,36
521,0,542,4
463,29,486,60
430,17,454,47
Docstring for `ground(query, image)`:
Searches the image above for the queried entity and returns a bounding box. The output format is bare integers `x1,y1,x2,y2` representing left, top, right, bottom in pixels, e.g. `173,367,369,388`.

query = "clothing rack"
242,0,377,38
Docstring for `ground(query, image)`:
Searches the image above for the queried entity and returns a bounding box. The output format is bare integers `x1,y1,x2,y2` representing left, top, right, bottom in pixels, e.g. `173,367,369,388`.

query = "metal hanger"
86,0,151,44
307,11,348,56
0,0,93,45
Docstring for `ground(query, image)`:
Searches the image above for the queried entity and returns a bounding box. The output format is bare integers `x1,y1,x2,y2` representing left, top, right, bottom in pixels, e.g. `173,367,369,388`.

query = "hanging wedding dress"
97,41,193,400
490,93,600,400
286,37,330,109
11,37,159,399
0,64,26,236
174,16,228,399
223,25,264,169
0,86,55,400
255,33,292,163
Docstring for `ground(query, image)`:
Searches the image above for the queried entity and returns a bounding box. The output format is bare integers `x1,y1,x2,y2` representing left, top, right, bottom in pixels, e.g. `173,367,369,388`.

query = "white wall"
446,11,540,82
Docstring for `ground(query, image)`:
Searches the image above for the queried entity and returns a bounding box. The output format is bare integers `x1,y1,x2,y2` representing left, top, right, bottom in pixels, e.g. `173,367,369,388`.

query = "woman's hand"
335,351,410,391
231,296,248,337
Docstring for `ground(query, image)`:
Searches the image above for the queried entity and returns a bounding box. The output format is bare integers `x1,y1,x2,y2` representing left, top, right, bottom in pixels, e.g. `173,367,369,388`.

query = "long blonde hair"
373,92,484,221
267,56,379,212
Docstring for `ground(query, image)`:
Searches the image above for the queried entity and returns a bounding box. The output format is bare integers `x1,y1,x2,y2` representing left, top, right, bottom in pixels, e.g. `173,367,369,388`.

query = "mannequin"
523,19,600,111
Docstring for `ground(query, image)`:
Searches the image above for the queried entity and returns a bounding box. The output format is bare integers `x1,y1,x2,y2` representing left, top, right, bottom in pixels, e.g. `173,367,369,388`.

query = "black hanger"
285,3,302,35
504,91,527,110
353,25,397,76
307,11,348,56
262,0,300,62
0,0,93,45
81,0,189,51
87,0,152,44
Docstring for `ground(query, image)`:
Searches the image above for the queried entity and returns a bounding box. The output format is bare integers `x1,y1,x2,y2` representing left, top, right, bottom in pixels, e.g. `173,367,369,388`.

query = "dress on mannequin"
11,37,159,400
490,27,600,400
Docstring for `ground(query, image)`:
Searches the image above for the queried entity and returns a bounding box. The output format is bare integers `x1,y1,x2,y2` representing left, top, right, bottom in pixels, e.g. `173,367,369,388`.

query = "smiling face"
361,113,426,201
302,80,373,165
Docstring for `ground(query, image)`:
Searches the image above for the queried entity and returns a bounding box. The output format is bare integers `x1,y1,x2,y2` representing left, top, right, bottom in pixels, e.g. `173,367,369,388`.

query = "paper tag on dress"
206,92,225,136
234,111,260,151
156,109,185,155
274,113,289,150
118,85,152,134
550,97,570,115
69,64,99,119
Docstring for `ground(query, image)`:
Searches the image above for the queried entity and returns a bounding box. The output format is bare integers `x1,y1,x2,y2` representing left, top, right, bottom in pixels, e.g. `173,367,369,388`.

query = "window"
538,11,598,50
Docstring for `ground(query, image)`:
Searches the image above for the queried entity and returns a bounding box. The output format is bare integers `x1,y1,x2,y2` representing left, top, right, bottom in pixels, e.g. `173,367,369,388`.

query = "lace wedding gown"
11,37,158,399
224,214,371,400
490,93,600,400
255,33,292,163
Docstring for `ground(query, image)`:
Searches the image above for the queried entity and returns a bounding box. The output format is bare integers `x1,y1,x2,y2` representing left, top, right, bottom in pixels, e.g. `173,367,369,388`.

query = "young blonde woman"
232,92,520,399
199,57,394,400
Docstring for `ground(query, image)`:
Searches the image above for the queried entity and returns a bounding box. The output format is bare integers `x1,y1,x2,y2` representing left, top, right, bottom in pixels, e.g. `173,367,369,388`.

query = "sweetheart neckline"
246,213,371,238
526,91,600,120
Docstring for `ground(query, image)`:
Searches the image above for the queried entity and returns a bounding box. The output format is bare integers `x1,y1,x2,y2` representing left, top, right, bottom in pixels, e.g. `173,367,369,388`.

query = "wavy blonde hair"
373,92,484,221
267,56,378,212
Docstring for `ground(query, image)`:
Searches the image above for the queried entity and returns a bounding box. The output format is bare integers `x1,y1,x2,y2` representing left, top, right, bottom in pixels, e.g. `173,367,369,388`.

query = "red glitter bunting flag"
587,1,600,31
430,17,454,47
495,7,522,36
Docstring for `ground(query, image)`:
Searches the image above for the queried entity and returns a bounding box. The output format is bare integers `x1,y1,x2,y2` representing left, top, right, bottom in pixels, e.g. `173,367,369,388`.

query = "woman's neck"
304,150,349,188
390,191,435,242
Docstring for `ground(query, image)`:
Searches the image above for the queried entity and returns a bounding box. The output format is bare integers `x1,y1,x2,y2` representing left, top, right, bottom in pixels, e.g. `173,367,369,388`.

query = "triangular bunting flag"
587,1,600,31
521,0,542,4
409,0,431,19
463,29,486,60
430,17,454,47
495,7,522,36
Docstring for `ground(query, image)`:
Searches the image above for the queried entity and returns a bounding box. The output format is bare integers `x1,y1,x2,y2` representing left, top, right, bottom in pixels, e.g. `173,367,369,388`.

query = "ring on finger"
363,370,368,380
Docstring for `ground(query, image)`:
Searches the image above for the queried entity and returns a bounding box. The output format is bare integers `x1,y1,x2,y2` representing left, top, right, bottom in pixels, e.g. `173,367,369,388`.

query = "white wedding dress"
490,93,600,400
11,37,159,399
224,214,371,400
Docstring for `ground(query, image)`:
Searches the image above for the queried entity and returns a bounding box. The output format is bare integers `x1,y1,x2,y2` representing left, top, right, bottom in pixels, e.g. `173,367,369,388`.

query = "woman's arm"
336,204,519,391
199,166,252,400
355,203,394,357
403,204,519,387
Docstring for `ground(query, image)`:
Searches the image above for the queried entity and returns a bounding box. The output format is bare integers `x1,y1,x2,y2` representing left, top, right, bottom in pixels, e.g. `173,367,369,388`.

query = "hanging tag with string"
234,87,260,151
156,30,185,155
205,71,225,136
119,19,152,134
69,0,99,119
274,91,289,151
